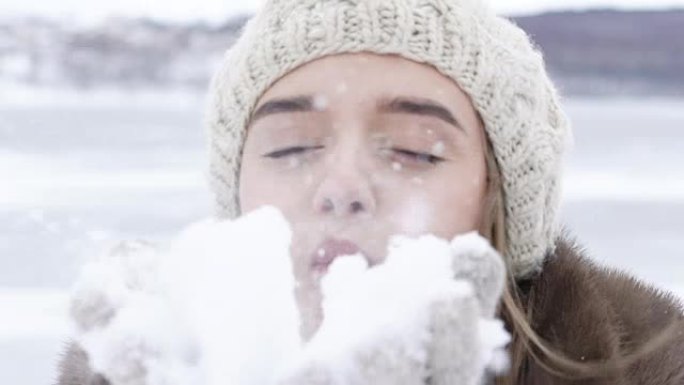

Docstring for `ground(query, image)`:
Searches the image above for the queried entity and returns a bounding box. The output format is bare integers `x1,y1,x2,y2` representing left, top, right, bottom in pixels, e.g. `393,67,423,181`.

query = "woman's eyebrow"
377,97,465,132
250,96,313,122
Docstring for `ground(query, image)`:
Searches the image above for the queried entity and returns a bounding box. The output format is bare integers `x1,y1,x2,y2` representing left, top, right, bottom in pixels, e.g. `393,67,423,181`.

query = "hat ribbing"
205,0,570,278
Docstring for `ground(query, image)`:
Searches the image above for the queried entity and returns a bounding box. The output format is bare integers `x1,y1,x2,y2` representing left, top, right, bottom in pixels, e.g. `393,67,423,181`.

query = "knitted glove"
68,240,201,385
68,207,508,385
68,207,300,385
276,232,509,385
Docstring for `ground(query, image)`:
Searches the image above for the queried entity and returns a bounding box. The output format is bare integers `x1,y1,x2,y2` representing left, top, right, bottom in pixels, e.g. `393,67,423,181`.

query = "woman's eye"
393,148,445,165
263,146,323,159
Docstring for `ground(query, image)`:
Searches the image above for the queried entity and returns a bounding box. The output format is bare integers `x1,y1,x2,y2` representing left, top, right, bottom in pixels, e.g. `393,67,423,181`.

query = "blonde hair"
480,136,682,384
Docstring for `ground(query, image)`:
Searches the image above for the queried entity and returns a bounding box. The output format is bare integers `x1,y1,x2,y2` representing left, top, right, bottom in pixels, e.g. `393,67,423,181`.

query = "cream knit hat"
205,0,570,278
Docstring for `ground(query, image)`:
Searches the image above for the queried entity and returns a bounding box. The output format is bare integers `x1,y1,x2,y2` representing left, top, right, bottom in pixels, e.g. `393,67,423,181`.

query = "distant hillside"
0,16,248,88
0,9,682,96
513,9,684,96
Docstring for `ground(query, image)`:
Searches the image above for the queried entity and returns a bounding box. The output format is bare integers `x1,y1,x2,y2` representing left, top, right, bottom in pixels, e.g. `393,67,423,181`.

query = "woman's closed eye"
263,145,324,159
262,145,444,165
392,148,445,165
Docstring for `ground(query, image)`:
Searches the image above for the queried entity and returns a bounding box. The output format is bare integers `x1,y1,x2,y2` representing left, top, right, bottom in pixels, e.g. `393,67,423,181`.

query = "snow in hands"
69,206,510,385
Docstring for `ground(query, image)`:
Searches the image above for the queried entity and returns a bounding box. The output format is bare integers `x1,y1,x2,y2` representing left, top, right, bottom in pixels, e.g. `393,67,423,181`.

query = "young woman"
59,0,684,384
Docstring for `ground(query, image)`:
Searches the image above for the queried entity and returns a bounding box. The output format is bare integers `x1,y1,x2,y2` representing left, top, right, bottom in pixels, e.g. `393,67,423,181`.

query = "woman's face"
239,53,488,337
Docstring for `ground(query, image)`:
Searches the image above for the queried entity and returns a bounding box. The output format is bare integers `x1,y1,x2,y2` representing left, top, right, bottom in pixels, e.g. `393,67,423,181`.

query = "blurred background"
1,0,683,383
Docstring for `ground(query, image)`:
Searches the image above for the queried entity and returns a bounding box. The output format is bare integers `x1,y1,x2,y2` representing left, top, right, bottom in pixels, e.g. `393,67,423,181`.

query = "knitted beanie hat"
205,0,570,278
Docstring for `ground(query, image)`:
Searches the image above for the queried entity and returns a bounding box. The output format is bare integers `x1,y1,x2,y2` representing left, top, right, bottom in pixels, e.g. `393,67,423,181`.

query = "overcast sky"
0,0,683,23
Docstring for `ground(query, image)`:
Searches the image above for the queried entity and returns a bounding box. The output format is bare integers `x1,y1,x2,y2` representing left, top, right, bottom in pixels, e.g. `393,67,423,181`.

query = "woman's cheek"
392,192,435,237
394,165,486,239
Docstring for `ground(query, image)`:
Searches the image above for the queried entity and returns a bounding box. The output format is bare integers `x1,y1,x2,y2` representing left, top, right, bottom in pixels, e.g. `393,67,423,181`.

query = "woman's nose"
312,166,376,217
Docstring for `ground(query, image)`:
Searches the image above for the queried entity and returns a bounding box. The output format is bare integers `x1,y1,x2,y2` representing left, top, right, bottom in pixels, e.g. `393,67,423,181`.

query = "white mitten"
69,240,201,385
277,232,509,385
69,206,302,385
428,233,509,385
70,211,508,385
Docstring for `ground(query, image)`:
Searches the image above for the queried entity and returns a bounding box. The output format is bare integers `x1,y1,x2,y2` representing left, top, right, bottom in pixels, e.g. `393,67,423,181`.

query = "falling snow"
312,95,329,111
431,141,445,156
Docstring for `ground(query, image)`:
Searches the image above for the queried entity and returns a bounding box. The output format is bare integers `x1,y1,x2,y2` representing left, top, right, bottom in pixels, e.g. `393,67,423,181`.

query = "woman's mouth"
310,238,363,274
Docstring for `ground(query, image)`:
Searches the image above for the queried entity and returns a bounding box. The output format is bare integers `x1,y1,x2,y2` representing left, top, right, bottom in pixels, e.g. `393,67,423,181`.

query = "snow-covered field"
1,88,683,384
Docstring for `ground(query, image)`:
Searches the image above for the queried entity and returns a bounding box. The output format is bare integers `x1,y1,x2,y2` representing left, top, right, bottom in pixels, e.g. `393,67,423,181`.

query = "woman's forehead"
248,53,483,138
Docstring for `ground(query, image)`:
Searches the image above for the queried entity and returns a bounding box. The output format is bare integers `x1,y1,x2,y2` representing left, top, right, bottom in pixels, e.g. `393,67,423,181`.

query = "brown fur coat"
56,237,684,385
521,237,684,384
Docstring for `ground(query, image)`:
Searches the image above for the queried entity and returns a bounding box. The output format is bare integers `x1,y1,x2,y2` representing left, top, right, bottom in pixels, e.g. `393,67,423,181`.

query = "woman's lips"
310,238,362,273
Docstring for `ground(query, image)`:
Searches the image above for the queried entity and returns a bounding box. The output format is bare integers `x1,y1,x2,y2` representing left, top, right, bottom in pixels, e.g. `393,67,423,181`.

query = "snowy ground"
1,87,683,384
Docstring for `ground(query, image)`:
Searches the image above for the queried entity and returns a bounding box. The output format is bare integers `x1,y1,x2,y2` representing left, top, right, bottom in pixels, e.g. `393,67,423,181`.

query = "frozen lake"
1,91,683,384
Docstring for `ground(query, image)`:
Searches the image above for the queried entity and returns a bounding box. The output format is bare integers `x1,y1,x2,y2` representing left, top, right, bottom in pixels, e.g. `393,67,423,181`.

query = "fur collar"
522,235,684,384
